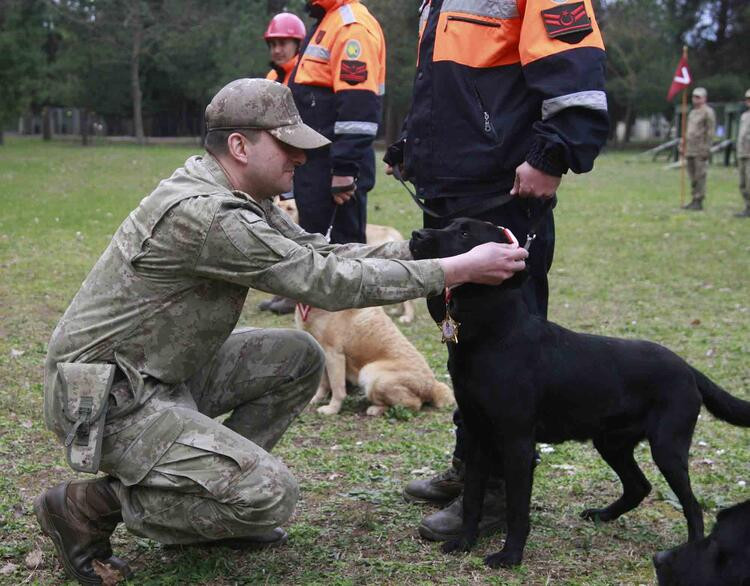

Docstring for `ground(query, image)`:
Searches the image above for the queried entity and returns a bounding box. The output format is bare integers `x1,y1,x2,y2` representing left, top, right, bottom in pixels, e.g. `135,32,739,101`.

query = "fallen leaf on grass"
24,549,43,569
10,348,24,358
0,563,17,576
92,559,124,585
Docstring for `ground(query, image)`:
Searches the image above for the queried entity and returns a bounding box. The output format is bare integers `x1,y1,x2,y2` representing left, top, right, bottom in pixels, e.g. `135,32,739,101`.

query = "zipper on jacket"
445,15,501,30
473,87,494,135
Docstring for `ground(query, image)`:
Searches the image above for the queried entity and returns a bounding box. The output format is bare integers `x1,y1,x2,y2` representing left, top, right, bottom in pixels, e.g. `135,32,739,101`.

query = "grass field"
0,136,748,585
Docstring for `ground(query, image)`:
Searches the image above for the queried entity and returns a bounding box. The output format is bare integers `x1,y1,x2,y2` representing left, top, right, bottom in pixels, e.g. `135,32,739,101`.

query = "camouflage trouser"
740,158,750,204
687,156,708,201
98,327,324,544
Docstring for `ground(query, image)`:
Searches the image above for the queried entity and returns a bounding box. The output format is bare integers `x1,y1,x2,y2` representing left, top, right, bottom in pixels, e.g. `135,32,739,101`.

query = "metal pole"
679,46,689,207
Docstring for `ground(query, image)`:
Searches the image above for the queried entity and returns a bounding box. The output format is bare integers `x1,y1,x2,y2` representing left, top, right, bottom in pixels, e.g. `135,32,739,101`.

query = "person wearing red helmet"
264,12,306,86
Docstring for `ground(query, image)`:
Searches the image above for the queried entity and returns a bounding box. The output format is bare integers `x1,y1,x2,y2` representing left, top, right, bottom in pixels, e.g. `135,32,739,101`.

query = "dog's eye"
460,231,469,239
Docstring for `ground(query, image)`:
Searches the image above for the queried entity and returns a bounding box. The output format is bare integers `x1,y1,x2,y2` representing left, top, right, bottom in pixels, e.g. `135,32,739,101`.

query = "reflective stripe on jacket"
405,0,609,198
290,0,385,185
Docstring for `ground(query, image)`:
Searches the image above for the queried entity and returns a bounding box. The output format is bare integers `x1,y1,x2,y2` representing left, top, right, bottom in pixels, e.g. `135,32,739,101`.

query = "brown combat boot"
682,199,703,210
403,458,464,504
34,477,132,585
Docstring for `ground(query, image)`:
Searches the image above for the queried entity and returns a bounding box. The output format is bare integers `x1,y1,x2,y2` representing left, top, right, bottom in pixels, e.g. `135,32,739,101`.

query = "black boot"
734,205,750,218
34,477,131,585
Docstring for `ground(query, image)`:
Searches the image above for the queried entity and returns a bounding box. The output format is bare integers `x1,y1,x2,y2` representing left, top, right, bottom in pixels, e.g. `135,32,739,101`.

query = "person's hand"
384,164,394,176
510,162,560,199
439,242,528,288
332,175,355,205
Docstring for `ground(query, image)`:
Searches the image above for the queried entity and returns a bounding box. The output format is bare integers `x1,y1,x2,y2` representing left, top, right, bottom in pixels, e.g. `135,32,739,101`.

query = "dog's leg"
442,431,487,555
484,434,535,568
366,377,422,417
397,300,415,324
309,368,331,406
649,415,704,541
581,437,651,522
317,350,347,415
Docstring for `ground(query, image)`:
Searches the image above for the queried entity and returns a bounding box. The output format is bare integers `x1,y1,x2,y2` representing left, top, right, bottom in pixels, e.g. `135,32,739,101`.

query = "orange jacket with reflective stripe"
266,55,299,86
289,0,385,185
404,0,609,199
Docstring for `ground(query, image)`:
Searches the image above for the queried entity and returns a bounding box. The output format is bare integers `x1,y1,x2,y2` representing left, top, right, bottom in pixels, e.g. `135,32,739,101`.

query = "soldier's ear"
227,132,249,164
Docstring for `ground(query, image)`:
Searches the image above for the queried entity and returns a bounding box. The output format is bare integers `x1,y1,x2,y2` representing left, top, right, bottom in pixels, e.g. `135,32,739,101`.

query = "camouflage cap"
692,87,707,98
205,78,330,150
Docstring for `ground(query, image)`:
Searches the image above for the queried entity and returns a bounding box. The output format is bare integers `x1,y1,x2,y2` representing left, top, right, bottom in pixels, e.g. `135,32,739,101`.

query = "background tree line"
1,0,748,146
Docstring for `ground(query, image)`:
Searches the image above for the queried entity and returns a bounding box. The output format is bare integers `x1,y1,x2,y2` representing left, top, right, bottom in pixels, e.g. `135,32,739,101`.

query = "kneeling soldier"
35,78,530,584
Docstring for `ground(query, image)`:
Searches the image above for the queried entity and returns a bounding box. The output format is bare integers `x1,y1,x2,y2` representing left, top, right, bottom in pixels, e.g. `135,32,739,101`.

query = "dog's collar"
296,302,312,321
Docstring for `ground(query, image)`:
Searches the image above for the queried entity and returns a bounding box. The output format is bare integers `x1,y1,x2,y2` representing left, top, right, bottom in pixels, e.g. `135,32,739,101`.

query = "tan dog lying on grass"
274,196,415,323
295,304,454,415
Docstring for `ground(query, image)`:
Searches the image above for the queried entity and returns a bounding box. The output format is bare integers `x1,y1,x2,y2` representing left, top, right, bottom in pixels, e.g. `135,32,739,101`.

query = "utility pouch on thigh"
58,363,115,474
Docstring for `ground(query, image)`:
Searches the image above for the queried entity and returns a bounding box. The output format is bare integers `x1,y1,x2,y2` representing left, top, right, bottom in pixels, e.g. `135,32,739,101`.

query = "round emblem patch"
344,39,362,59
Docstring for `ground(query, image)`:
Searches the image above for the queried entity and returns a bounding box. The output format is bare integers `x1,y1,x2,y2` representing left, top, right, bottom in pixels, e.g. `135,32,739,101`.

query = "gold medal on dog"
439,315,460,344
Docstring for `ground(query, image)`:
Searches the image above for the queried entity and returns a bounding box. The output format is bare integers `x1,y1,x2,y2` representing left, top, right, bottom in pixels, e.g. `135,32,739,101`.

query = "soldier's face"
268,39,298,66
245,131,306,198
692,94,706,107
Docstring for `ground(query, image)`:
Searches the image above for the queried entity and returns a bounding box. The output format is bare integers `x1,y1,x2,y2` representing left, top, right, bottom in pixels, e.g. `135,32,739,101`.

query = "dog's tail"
430,380,455,408
693,367,750,426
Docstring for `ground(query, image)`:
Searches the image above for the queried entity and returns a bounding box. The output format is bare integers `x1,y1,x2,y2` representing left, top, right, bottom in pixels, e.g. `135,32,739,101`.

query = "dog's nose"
411,230,425,241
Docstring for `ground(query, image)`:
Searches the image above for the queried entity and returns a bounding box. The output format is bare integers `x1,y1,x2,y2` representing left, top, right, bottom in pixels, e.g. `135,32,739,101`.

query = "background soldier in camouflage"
681,86,716,211
735,88,750,218
34,78,530,584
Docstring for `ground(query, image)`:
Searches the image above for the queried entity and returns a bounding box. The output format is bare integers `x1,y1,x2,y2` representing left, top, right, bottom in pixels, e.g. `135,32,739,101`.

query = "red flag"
667,56,691,101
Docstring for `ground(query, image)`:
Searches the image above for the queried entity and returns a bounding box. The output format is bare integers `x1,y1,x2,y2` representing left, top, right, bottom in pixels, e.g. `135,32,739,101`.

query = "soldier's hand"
511,162,560,199
332,175,356,205
439,242,528,288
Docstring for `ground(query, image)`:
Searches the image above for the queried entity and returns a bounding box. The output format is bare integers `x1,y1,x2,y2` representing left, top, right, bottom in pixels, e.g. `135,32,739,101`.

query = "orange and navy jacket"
266,55,299,86
289,0,385,189
404,0,609,199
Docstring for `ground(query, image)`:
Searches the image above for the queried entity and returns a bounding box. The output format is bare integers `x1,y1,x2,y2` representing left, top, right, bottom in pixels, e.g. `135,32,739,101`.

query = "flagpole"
679,46,688,207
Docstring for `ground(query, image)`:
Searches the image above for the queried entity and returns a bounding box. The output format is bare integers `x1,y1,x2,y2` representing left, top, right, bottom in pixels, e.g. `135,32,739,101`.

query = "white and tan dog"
295,304,454,415
274,196,415,323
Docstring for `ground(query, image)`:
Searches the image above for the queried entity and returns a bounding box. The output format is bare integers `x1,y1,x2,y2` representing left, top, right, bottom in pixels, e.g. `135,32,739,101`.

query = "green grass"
0,136,748,585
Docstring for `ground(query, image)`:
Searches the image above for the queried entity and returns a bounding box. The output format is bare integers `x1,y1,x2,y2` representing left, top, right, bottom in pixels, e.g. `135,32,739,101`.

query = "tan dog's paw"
317,404,341,415
366,405,387,416
397,314,414,325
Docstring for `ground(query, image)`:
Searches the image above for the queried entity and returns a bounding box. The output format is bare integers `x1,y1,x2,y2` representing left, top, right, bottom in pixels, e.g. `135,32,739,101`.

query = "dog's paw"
398,314,414,324
580,507,612,523
484,550,522,569
366,405,387,416
441,536,474,555
316,404,341,416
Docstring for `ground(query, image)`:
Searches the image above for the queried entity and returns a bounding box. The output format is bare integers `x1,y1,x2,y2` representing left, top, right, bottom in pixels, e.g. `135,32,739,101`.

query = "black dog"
409,218,750,568
653,499,750,585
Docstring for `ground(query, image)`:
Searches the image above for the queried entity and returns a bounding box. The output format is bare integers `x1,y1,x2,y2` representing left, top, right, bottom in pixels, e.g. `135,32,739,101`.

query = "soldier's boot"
682,199,703,210
268,297,297,315
417,482,507,542
34,477,131,585
734,204,750,218
258,295,283,311
403,458,464,504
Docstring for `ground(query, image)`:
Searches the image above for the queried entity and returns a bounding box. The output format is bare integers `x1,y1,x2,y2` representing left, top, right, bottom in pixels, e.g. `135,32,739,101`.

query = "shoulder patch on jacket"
344,39,362,59
340,60,368,85
541,2,593,44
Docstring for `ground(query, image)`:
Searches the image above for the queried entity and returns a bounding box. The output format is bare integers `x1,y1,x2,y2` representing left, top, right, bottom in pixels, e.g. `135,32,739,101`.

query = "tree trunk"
623,103,634,144
130,2,145,145
42,106,52,141
81,108,89,146
267,0,287,15
0,130,4,145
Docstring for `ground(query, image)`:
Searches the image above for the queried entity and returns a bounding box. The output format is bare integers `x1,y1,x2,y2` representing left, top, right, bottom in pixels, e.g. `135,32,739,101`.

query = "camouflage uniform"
44,152,444,544
685,103,716,203
737,107,750,210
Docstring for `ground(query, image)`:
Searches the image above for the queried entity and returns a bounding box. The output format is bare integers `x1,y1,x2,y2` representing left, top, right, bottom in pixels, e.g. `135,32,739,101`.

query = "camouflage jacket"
738,110,750,159
685,105,716,157
44,154,444,438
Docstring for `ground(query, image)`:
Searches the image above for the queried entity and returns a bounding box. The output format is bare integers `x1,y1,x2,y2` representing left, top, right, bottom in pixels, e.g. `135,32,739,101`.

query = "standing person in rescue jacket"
288,0,385,249
264,12,307,86
389,0,609,542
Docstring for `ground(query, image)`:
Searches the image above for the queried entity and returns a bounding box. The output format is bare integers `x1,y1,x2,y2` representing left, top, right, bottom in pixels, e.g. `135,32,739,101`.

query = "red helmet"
264,13,306,41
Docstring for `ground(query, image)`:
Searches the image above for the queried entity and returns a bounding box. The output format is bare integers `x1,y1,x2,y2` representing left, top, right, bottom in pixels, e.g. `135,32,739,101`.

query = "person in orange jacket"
288,0,386,246
389,0,609,547
264,12,306,86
